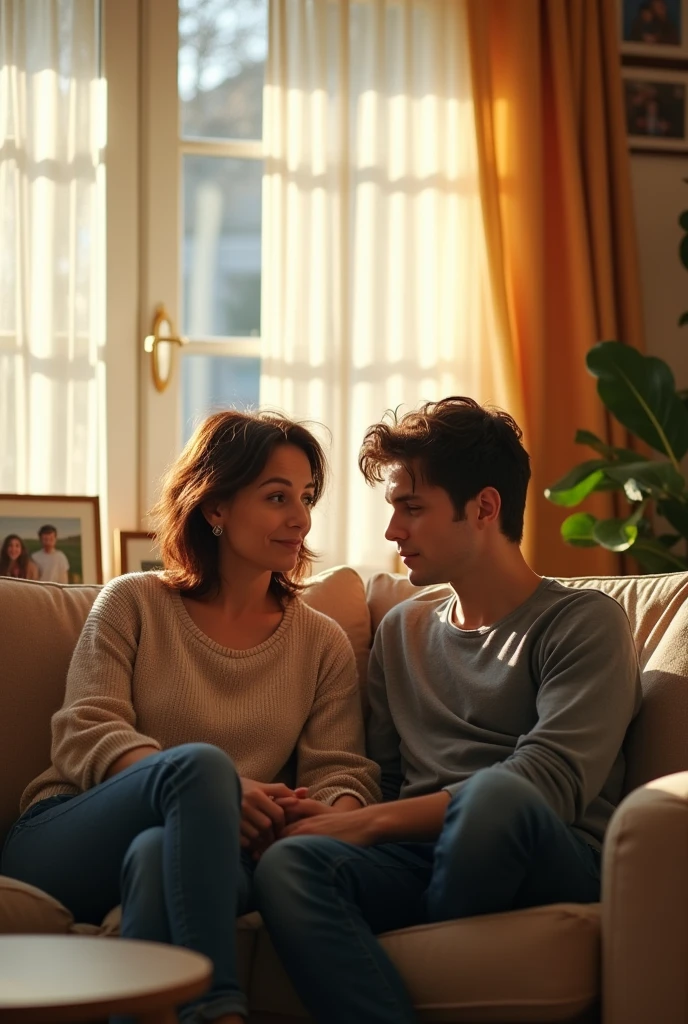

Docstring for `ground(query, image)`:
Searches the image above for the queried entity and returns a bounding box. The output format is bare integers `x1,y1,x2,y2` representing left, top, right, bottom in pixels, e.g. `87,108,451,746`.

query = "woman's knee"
164,742,239,788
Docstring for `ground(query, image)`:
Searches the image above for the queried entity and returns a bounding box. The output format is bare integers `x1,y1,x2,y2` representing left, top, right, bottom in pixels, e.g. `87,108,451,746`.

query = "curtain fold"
0,0,105,495
467,0,646,576
262,0,522,574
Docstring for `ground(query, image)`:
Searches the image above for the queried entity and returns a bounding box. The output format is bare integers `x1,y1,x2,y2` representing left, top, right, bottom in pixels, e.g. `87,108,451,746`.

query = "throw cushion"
302,566,371,705
0,875,74,934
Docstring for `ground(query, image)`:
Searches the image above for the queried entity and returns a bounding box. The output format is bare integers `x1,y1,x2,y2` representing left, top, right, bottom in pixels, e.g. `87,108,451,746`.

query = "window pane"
181,353,261,444
182,156,262,337
178,0,267,140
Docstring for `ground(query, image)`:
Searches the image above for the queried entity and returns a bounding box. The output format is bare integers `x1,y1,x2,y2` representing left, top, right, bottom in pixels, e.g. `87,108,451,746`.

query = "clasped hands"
239,778,331,858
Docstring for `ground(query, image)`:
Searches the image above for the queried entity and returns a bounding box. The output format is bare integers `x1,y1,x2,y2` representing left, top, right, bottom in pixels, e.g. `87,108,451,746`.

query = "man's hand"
275,795,333,826
281,805,379,846
239,778,307,853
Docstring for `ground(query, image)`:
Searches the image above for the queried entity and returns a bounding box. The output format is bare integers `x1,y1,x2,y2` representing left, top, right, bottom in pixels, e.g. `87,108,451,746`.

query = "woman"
0,534,39,579
1,410,380,1024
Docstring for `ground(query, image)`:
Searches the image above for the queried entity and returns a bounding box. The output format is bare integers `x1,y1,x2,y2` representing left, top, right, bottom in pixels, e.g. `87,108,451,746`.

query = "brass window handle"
144,304,187,392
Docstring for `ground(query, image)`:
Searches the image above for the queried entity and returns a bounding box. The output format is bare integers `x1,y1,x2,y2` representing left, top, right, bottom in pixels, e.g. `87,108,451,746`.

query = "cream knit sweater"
22,572,381,812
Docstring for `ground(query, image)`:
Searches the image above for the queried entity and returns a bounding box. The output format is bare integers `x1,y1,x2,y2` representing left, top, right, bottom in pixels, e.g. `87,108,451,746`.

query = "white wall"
631,154,688,387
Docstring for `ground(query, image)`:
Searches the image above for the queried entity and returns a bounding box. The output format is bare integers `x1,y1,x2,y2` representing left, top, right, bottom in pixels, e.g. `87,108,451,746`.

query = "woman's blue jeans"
1,743,253,1022
253,768,602,1024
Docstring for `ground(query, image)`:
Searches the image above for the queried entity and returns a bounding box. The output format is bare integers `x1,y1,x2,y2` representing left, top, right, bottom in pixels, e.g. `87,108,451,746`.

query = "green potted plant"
544,340,688,573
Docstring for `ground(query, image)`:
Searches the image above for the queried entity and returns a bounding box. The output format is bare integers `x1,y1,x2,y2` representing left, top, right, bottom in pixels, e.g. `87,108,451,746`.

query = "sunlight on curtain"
262,0,517,574
0,0,105,496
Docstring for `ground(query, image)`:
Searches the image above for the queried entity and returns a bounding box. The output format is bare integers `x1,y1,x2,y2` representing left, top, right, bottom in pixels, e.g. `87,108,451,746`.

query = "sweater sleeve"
366,630,404,802
295,623,381,806
50,578,162,790
445,593,642,822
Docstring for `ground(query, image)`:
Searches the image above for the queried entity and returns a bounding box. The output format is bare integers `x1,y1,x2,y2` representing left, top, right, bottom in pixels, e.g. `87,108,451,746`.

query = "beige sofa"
2,567,688,1024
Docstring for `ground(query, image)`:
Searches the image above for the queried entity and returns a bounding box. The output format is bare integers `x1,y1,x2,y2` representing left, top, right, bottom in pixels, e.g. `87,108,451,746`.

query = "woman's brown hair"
150,410,327,603
0,534,32,577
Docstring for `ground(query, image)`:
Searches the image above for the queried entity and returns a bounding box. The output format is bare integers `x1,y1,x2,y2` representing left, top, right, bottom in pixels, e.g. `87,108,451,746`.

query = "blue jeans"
1,743,254,1023
253,768,602,1024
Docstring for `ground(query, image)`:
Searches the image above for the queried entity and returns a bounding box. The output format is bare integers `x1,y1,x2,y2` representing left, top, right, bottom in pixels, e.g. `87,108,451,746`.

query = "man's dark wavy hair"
358,396,531,543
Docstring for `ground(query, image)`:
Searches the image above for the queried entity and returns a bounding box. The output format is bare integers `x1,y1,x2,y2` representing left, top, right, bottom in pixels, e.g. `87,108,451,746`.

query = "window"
178,0,266,442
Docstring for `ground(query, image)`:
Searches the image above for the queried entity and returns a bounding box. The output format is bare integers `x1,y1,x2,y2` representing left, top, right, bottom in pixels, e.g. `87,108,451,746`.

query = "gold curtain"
467,0,645,576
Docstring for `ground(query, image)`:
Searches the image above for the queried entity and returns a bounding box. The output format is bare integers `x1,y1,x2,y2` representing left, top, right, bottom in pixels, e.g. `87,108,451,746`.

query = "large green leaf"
605,460,685,496
574,429,646,463
591,505,644,552
560,512,598,547
592,518,637,552
544,460,606,507
604,460,685,500
586,342,688,463
630,538,688,574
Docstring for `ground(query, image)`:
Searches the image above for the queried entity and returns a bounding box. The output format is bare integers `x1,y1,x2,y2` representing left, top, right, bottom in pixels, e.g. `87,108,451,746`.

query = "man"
31,525,70,583
254,397,641,1024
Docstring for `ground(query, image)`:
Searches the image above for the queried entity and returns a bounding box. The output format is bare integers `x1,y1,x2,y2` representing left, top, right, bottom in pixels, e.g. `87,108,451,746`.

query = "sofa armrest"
602,772,688,1024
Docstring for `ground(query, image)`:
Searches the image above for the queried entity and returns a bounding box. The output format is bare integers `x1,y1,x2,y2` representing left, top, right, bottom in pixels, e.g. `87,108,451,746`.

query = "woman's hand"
239,778,307,854
275,793,362,825
274,795,332,825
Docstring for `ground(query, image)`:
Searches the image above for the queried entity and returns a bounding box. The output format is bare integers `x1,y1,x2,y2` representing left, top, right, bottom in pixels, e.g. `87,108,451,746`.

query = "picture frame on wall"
0,494,102,584
115,531,162,575
620,0,688,60
622,66,688,152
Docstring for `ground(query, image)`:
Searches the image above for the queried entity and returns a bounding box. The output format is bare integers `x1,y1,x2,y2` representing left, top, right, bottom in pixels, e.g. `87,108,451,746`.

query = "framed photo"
622,67,688,151
620,0,688,59
0,494,102,584
115,531,162,575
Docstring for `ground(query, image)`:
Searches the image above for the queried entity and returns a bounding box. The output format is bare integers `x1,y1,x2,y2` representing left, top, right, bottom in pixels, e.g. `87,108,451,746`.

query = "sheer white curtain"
261,0,517,574
0,0,105,495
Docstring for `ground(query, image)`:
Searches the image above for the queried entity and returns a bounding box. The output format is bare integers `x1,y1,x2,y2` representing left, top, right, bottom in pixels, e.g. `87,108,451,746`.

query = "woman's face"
208,444,315,577
6,538,22,560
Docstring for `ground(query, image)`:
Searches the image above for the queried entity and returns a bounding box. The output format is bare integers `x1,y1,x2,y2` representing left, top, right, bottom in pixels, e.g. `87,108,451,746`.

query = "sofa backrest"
0,567,371,844
0,579,103,844
366,570,688,796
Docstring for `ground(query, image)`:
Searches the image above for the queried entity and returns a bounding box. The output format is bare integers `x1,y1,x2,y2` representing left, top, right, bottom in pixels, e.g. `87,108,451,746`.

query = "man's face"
384,462,482,587
40,531,57,552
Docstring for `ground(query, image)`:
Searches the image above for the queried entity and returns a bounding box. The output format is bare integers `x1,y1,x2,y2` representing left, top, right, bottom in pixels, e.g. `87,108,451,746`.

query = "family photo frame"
622,66,688,152
115,530,162,575
620,0,688,154
0,494,102,584
620,0,688,59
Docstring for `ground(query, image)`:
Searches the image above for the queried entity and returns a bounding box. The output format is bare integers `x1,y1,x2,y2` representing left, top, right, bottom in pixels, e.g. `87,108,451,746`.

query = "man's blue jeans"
254,768,602,1024
1,743,254,1023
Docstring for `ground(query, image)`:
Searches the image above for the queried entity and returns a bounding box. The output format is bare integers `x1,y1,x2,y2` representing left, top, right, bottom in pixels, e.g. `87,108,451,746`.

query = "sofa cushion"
0,578,101,844
0,875,74,934
248,903,601,1022
551,573,688,793
302,565,371,705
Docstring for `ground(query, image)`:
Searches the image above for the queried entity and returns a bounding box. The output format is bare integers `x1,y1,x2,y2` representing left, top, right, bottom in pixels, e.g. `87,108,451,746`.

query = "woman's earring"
212,525,223,537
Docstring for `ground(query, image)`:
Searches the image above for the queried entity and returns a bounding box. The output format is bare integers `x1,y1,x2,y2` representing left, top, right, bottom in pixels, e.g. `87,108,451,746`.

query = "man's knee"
257,835,329,881
254,837,326,913
446,769,550,836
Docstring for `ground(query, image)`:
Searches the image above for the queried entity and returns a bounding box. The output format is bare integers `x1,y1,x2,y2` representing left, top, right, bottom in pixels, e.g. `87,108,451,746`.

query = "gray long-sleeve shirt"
366,579,642,847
